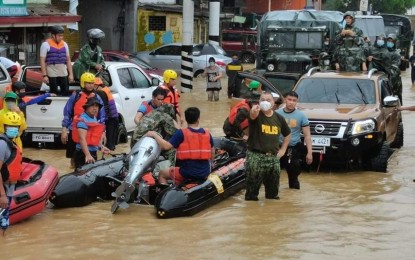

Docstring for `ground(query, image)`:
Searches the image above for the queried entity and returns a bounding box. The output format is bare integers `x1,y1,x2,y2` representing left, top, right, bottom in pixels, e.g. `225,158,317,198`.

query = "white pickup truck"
16,62,160,147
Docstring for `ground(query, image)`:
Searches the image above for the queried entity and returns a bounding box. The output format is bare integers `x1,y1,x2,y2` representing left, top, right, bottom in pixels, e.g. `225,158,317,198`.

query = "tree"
322,0,415,15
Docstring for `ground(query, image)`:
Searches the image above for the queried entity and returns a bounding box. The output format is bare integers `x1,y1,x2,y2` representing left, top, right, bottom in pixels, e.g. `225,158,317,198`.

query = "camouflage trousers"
338,47,365,72
244,150,281,200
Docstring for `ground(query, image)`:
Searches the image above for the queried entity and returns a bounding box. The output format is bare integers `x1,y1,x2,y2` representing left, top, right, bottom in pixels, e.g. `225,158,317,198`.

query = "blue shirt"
276,108,309,146
169,127,214,179
137,99,157,115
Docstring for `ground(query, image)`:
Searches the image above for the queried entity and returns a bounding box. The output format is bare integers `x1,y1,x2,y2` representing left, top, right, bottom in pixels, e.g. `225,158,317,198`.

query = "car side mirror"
383,96,399,107
150,51,155,55
151,77,160,86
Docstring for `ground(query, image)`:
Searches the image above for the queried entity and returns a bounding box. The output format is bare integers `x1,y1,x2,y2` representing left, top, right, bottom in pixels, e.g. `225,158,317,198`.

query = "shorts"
168,167,185,185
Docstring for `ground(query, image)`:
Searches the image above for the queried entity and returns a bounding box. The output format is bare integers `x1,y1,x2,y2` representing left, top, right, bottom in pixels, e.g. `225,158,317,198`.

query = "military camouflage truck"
256,10,343,74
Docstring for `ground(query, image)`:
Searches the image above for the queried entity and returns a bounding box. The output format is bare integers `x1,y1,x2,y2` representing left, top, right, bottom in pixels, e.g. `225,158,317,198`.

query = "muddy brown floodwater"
2,71,415,259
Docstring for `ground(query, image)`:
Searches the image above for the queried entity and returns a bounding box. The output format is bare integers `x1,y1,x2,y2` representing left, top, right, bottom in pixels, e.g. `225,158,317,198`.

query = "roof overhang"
0,4,81,28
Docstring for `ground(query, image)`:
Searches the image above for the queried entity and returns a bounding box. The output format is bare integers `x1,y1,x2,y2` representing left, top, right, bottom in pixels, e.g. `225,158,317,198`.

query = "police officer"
245,91,291,201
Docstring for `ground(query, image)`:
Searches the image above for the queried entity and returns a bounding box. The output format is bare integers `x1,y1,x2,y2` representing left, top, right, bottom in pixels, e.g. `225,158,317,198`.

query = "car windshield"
295,78,376,104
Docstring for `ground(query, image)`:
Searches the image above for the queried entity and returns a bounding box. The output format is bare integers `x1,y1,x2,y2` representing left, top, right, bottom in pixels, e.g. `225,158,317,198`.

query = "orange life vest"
176,128,212,160
73,92,95,117
0,134,22,182
229,99,251,130
160,84,180,113
141,101,153,115
71,116,105,146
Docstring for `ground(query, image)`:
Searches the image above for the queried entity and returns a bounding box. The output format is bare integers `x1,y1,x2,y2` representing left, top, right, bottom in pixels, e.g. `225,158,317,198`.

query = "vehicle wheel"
241,53,255,64
116,122,128,144
194,70,204,78
391,122,404,148
370,142,390,172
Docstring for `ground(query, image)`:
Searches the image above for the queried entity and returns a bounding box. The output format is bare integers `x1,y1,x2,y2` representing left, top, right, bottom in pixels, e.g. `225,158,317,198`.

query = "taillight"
216,61,226,67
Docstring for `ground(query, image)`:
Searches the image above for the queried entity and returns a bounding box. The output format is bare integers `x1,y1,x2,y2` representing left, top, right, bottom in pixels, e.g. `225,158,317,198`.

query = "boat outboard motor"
111,136,161,213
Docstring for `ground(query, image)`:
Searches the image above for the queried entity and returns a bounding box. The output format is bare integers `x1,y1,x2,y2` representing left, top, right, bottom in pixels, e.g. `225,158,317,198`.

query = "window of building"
149,16,166,31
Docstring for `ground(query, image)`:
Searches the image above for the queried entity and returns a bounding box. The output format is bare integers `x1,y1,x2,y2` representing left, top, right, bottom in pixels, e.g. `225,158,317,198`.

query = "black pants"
74,149,98,169
65,130,76,159
280,143,304,189
105,117,118,150
48,76,69,96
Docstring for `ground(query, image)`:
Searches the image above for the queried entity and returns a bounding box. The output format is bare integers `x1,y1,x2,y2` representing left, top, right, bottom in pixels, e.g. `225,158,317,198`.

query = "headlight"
323,59,330,66
267,63,275,71
351,119,376,135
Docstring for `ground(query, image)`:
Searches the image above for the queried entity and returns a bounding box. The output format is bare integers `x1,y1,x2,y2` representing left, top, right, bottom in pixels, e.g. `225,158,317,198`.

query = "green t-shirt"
247,111,291,154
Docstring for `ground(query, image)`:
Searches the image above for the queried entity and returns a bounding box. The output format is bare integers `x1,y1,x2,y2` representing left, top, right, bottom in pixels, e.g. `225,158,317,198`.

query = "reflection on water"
4,75,415,259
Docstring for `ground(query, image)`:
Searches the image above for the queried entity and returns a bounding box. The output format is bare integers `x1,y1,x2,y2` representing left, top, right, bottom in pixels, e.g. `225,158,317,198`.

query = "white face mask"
259,101,272,111
209,62,215,66
6,101,16,110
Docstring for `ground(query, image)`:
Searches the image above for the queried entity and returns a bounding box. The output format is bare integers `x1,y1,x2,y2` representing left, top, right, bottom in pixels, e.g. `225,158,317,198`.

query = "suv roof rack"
368,68,378,78
306,66,320,77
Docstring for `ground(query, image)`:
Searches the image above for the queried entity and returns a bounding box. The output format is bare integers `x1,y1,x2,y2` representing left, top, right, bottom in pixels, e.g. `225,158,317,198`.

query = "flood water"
2,69,415,259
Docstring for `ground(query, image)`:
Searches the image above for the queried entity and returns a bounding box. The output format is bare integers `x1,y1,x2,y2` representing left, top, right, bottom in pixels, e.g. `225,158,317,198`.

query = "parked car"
134,43,232,78
221,28,257,63
71,50,164,82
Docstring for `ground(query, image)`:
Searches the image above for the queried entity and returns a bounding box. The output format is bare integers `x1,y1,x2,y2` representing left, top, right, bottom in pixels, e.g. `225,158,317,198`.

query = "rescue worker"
223,81,261,140
11,81,56,114
226,55,244,98
0,112,23,234
61,72,106,168
40,25,74,95
333,12,367,72
0,92,27,150
146,107,215,185
245,91,291,201
131,103,178,148
386,34,403,104
134,87,167,124
93,77,118,151
72,97,110,168
73,28,106,81
160,69,182,125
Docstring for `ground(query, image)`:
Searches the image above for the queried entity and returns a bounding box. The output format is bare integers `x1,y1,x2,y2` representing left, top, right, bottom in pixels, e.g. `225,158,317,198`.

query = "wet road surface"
2,70,415,259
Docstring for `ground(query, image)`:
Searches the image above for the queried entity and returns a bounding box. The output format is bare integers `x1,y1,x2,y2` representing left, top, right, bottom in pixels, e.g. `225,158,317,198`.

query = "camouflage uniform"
334,24,366,72
388,48,403,103
131,104,178,164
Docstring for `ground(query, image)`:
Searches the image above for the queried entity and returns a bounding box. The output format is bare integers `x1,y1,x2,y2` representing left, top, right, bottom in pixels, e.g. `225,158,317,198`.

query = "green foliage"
322,0,415,15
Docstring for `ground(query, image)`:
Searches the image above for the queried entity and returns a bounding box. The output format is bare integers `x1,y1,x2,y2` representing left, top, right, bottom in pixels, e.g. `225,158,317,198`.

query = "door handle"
125,97,130,100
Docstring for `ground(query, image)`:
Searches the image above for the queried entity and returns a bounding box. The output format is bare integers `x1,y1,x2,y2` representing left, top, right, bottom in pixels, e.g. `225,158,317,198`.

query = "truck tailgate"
25,97,67,133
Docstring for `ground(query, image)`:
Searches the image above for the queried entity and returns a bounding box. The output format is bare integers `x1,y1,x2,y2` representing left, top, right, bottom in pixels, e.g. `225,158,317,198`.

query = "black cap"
83,97,103,110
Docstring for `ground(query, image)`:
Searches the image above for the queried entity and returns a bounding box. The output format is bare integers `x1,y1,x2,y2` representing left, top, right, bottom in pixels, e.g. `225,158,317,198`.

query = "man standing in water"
277,91,313,189
245,91,291,201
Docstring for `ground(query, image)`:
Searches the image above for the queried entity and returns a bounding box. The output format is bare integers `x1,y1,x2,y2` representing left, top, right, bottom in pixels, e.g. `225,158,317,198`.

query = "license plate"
32,134,54,142
311,137,331,147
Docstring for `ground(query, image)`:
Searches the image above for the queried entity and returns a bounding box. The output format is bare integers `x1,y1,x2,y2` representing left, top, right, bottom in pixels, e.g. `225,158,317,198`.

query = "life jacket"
45,39,67,65
160,84,180,113
141,101,153,115
71,115,105,146
176,128,211,160
229,99,250,129
0,134,22,182
73,91,95,117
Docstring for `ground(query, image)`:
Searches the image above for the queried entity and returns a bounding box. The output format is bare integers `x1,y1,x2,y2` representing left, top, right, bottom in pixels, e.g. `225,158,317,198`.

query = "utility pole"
208,0,220,46
181,0,194,92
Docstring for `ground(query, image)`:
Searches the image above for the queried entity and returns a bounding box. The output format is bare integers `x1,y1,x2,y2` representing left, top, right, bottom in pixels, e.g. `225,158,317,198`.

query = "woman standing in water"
202,57,223,101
